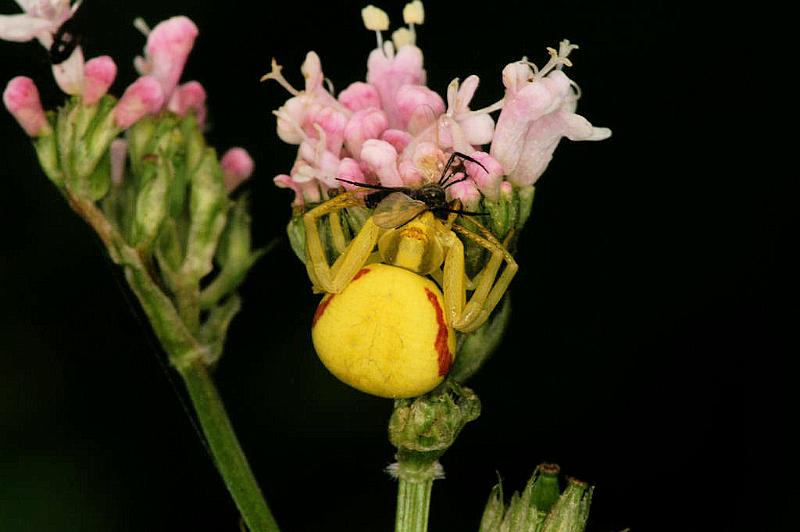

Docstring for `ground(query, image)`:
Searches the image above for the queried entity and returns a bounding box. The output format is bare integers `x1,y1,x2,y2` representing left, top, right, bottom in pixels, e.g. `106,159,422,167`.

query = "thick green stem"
395,477,434,532
178,358,280,532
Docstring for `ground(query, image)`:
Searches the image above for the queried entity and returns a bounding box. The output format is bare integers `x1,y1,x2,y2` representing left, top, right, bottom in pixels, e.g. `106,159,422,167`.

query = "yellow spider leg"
448,224,518,333
303,192,380,293
328,210,348,255
441,231,467,327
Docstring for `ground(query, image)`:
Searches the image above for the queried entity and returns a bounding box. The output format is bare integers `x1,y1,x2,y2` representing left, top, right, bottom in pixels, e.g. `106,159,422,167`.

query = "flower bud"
82,56,117,106
167,81,207,126
142,16,199,99
344,108,388,160
220,147,254,192
464,151,503,201
114,76,165,129
395,84,444,129
336,157,366,190
3,76,51,137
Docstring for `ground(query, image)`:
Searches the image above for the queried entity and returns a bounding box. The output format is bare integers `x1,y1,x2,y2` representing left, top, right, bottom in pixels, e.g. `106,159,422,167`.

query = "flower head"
266,2,610,207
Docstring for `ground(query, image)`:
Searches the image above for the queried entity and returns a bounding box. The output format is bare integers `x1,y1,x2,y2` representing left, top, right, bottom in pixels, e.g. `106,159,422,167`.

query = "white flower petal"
0,13,52,42
51,45,84,94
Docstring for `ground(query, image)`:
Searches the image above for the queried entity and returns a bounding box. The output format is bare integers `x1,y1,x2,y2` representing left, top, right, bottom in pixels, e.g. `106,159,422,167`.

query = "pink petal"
144,16,198,99
82,55,117,105
458,113,494,146
448,178,481,210
395,84,445,130
360,138,403,187
464,151,503,201
344,108,388,159
3,75,50,136
338,81,381,111
221,147,255,192
113,76,165,129
380,128,412,154
310,106,348,154
337,157,366,190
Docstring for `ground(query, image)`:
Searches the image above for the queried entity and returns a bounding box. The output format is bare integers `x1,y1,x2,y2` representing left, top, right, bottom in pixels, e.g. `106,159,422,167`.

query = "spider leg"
303,191,381,293
443,222,518,333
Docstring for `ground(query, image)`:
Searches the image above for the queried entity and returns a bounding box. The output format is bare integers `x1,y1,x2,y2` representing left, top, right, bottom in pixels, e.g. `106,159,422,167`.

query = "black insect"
49,16,82,65
337,151,489,224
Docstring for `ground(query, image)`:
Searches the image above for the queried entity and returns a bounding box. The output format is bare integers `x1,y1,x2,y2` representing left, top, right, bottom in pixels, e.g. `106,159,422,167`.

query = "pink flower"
336,157,367,190
113,76,165,129
360,139,403,187
338,82,381,112
134,16,198,101
82,55,117,105
221,147,255,192
3,75,51,136
464,151,503,201
491,42,611,186
344,108,388,158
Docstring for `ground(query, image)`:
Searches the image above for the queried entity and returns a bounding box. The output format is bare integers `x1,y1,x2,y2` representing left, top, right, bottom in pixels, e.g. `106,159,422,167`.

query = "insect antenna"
336,178,404,191
438,151,490,186
434,207,489,217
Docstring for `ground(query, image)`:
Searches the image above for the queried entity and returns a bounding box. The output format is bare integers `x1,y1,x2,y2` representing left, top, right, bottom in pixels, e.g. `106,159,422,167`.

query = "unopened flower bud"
3,76,51,137
114,76,165,128
142,16,199,98
82,56,117,106
168,81,207,126
220,147,254,192
448,178,480,211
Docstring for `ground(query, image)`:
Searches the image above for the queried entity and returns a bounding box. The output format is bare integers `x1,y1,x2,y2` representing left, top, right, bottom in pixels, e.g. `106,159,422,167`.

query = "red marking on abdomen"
424,288,453,376
312,293,335,327
352,267,371,281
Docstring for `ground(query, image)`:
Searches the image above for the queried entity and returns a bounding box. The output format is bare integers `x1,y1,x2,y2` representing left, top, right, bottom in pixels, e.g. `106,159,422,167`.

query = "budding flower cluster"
2,9,260,367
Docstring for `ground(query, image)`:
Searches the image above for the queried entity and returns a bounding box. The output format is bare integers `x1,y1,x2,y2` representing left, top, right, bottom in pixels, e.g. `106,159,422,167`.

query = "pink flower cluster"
266,4,610,208
2,6,252,191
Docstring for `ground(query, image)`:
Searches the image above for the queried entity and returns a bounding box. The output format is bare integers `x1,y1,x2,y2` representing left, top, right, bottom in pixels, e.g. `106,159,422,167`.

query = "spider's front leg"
441,222,518,333
303,192,381,293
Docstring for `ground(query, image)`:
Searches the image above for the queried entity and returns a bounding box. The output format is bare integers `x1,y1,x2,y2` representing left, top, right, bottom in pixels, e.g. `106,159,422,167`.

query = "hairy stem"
178,358,280,532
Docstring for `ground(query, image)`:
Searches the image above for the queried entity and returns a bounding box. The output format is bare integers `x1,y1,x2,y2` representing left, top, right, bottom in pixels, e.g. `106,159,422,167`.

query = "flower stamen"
260,58,300,96
362,5,390,50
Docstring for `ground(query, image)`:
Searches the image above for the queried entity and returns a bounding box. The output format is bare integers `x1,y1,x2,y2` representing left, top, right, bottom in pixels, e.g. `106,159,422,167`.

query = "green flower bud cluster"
388,381,481,481
480,464,594,532
32,97,263,368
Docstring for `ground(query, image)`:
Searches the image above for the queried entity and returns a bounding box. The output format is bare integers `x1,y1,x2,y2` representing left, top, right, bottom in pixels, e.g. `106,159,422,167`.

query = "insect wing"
373,192,428,228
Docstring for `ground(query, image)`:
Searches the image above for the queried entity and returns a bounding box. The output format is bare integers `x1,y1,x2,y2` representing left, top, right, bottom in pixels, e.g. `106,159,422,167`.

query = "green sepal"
516,185,536,231
484,196,511,240
541,478,592,532
198,295,242,365
478,482,505,532
72,96,118,180
85,149,112,202
286,215,307,264
127,116,157,176
132,156,169,249
155,218,184,293
181,113,206,176
56,102,77,183
34,128,62,186
451,295,512,383
181,148,228,281
200,198,271,309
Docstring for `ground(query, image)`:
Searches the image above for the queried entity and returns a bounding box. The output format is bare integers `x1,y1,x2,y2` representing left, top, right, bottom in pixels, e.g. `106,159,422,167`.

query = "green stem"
178,358,280,532
395,477,434,532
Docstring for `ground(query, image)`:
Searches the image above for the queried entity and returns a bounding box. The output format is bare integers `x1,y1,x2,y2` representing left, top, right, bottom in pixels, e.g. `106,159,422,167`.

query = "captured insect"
49,13,83,64
305,151,518,398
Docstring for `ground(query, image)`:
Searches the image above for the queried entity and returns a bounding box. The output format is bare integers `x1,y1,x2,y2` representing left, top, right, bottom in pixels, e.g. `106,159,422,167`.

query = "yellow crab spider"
305,154,518,398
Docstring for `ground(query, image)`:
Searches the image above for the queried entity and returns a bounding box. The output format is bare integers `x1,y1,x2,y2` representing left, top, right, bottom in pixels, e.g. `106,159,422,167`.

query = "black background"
0,1,791,531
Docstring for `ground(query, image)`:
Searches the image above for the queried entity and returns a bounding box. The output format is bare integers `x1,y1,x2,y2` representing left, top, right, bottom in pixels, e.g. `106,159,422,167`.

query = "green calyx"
479,464,594,532
389,381,481,478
